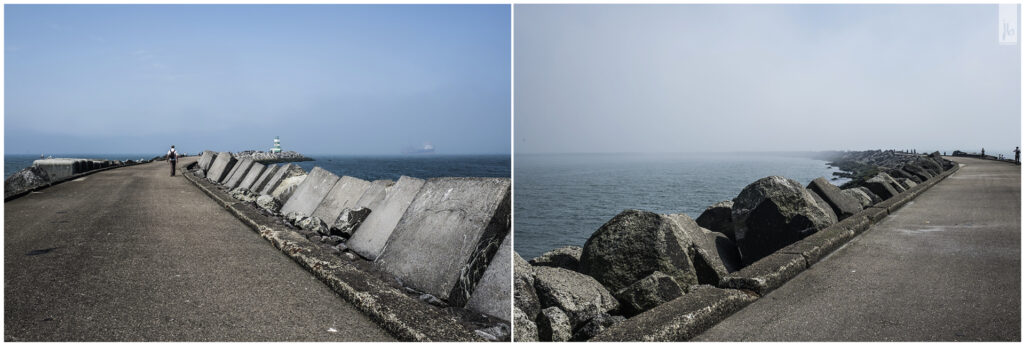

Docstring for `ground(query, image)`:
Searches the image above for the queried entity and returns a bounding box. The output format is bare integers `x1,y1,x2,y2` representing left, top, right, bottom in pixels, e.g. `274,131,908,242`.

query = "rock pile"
233,150,312,164
5,157,144,199
515,150,957,341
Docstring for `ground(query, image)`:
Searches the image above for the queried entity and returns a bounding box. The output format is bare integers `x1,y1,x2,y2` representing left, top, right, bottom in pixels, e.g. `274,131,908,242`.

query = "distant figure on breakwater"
1014,146,1020,164
167,145,178,176
981,148,985,158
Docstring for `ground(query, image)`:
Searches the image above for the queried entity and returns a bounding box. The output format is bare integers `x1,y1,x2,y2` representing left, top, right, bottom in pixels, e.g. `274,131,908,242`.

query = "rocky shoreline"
233,150,313,164
513,150,957,341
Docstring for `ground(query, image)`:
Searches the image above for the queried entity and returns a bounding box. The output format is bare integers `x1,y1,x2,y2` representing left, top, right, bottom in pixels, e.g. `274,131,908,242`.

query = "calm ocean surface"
5,153,510,181
514,153,848,259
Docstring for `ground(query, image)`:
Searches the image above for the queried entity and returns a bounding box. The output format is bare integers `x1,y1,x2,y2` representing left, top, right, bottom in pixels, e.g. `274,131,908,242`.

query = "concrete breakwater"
188,150,511,341
513,150,959,342
4,157,159,200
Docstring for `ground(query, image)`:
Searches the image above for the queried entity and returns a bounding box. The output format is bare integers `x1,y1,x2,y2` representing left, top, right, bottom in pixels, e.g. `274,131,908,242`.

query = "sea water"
514,152,848,259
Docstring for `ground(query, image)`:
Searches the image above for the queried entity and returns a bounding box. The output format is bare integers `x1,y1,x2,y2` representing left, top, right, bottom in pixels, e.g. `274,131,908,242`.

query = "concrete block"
777,224,855,266
464,233,512,322
591,286,757,342
221,157,243,184
348,176,426,260
260,163,300,196
279,167,340,217
206,152,236,183
224,158,255,188
238,162,266,191
32,159,78,181
835,214,871,234
311,176,372,223
375,177,511,306
720,252,806,296
354,180,393,212
251,164,278,193
197,150,217,171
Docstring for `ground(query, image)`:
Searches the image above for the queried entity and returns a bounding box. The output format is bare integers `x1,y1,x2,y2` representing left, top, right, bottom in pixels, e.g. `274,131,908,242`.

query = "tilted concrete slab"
206,152,236,183
198,150,217,171
591,286,757,341
220,157,243,184
260,163,296,196
311,176,372,223
251,164,278,193
33,159,82,181
224,158,255,188
720,252,806,296
464,233,512,322
348,176,426,260
279,167,340,217
375,177,511,307
238,162,266,191
354,180,393,212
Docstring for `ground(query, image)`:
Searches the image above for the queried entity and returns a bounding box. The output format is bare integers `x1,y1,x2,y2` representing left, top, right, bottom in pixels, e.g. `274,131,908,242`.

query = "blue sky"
516,5,1021,156
5,5,511,155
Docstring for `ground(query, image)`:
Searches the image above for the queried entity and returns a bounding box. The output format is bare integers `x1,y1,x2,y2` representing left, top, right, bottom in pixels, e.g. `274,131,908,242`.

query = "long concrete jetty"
4,158,394,341
695,156,1020,341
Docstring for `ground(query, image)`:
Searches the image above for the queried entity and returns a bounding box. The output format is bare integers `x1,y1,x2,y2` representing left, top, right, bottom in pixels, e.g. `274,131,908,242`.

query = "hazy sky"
515,5,1021,156
5,5,511,155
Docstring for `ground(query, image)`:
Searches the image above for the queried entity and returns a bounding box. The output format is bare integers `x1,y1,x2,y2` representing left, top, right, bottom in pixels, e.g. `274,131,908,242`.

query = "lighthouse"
270,136,282,153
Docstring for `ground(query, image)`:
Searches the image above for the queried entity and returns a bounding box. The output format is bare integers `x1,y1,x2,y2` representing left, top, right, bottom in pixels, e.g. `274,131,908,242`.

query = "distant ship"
403,143,436,155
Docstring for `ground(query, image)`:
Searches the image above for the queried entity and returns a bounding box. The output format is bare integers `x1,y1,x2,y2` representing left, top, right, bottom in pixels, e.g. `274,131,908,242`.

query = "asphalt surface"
696,157,1020,341
4,158,394,341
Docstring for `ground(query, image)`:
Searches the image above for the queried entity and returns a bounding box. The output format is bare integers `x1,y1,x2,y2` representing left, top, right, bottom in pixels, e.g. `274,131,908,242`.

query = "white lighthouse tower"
271,136,282,153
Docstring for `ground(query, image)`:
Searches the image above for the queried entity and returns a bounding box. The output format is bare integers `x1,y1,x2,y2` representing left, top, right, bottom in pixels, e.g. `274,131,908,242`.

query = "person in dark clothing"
167,145,178,176
1014,146,1020,164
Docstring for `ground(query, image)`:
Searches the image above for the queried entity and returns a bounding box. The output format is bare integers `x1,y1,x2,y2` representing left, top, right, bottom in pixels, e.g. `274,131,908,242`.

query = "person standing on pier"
1014,146,1020,164
167,145,178,176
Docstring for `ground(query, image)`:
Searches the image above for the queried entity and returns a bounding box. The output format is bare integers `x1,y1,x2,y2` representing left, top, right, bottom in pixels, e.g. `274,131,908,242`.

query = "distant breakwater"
3,156,162,200
189,150,511,341
513,150,958,342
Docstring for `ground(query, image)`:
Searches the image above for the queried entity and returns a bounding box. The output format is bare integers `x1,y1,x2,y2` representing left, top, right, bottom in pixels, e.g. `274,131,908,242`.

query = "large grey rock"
197,150,217,172
888,167,923,184
731,176,837,264
878,172,907,192
572,313,626,341
5,166,51,198
271,174,306,203
513,307,539,342
279,167,340,217
514,252,541,320
238,162,266,191
613,271,685,315
205,153,235,183
842,188,874,208
901,163,934,182
898,178,918,189
533,266,619,326
579,209,699,293
915,158,944,176
529,246,582,271
224,158,255,189
229,187,258,202
807,177,863,220
465,233,512,322
311,176,372,223
256,194,282,213
296,215,330,235
348,176,426,260
259,163,304,196
536,306,573,342
329,207,371,238
375,177,510,306
687,227,741,285
695,200,735,240
250,164,278,193
806,190,839,224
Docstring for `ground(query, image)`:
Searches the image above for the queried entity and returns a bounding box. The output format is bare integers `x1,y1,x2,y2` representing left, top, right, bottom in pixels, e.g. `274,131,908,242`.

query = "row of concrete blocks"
32,158,123,182
195,150,513,323
590,161,962,341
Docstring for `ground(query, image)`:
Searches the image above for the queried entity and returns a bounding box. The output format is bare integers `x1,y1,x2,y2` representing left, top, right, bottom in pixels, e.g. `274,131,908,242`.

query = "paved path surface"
697,157,1020,341
5,158,394,341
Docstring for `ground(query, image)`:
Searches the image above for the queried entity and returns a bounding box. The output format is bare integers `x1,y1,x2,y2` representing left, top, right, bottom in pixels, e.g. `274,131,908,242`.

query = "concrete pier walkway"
4,158,394,341
696,157,1020,341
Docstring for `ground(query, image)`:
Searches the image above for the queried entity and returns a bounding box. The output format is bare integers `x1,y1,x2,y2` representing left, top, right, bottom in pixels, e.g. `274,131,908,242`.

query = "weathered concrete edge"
182,170,482,342
591,286,758,342
610,161,962,341
4,160,157,202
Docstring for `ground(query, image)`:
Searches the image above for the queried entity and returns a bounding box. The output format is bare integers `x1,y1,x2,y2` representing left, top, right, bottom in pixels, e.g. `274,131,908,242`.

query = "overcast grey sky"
515,5,1021,156
6,5,510,155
